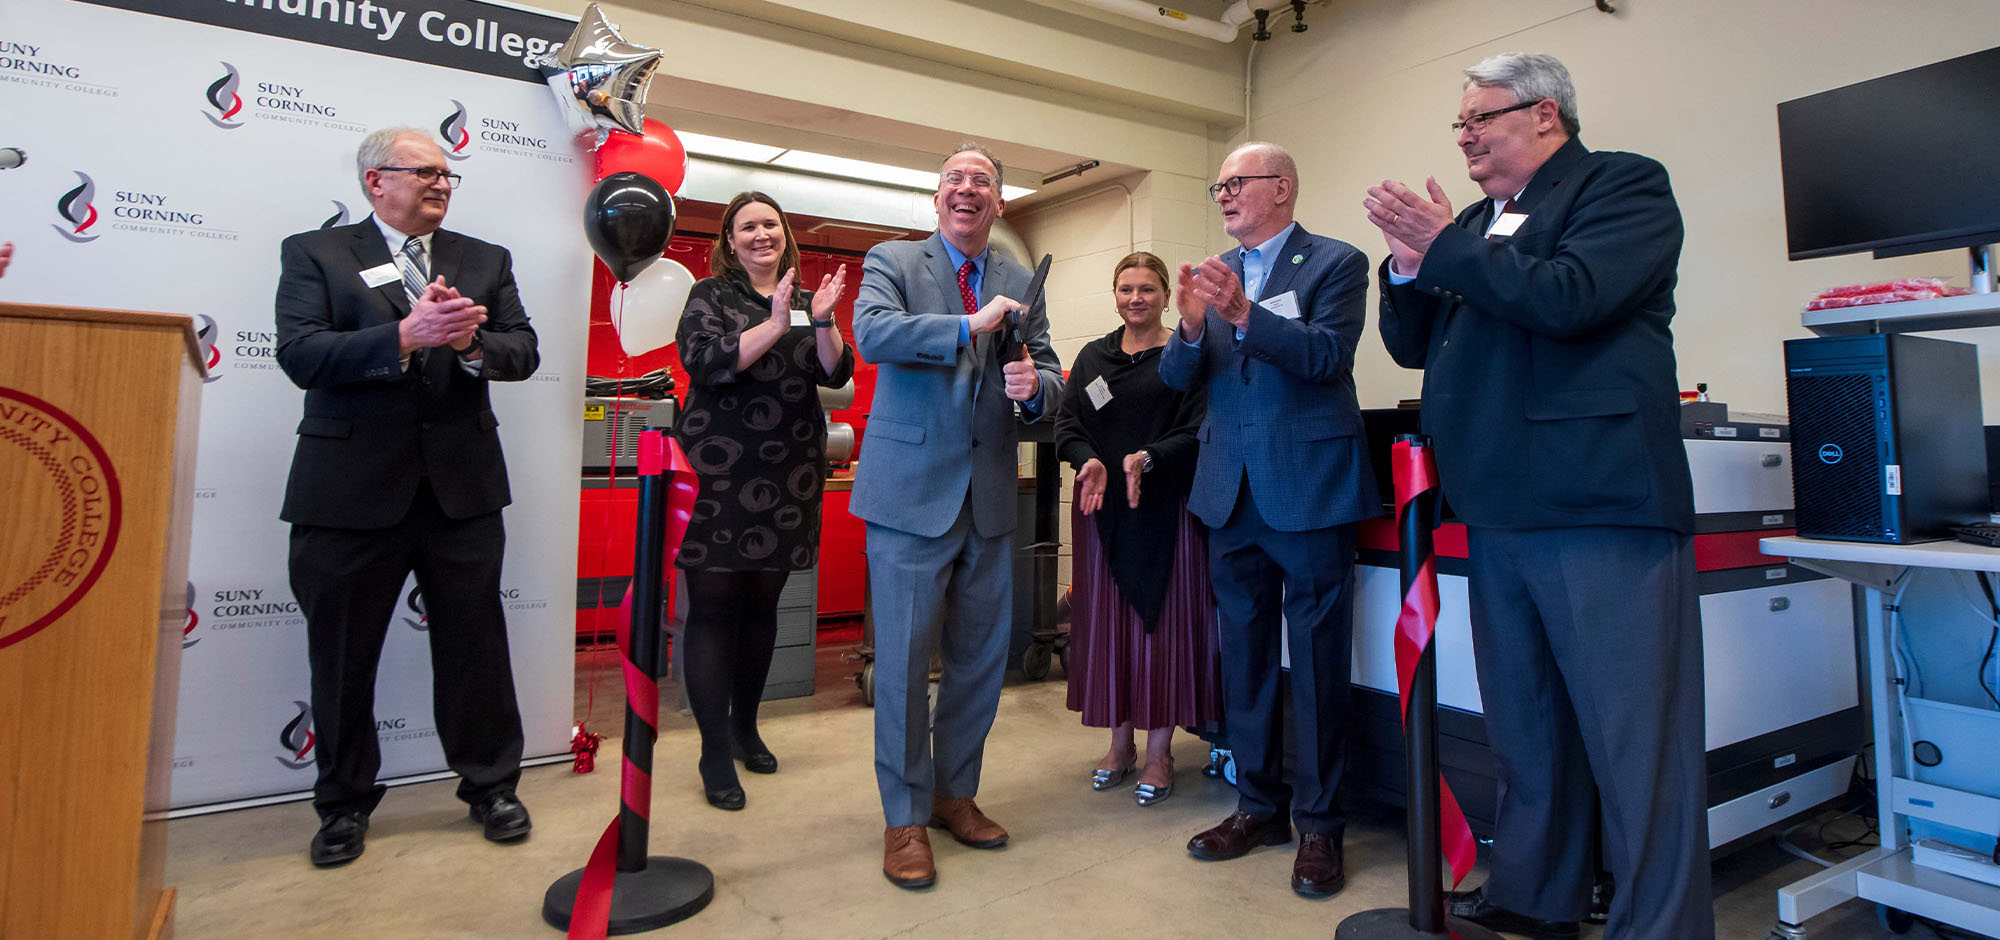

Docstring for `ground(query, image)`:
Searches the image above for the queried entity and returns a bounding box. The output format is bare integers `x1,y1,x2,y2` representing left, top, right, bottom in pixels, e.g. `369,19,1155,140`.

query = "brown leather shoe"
883,825,936,889
1187,810,1291,861
928,796,1009,848
1291,832,1346,898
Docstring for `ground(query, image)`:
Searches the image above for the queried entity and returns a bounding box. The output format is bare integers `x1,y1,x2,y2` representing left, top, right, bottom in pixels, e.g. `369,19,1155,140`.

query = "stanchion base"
1333,908,1506,940
542,856,715,935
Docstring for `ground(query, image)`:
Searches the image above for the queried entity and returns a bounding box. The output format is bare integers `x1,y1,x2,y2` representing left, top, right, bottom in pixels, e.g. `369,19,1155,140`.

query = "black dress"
674,270,855,571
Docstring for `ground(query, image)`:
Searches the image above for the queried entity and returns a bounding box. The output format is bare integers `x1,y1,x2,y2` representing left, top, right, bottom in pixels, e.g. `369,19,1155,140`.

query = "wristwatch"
457,331,483,358
809,315,836,328
1140,449,1155,472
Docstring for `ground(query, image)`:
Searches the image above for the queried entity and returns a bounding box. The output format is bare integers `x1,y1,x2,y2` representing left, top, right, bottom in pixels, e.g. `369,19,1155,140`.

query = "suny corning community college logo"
0,387,123,651
438,100,471,161
277,700,316,769
402,585,428,631
193,315,223,383
51,171,98,243
321,199,350,230
182,581,200,648
202,62,244,129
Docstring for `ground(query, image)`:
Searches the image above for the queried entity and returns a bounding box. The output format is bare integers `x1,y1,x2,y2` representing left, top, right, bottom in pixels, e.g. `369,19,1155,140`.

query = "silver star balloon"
540,3,661,139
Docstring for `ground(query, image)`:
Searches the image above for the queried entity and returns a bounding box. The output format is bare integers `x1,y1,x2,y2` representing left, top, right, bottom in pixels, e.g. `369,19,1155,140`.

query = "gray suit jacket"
1159,224,1379,532
850,233,1064,539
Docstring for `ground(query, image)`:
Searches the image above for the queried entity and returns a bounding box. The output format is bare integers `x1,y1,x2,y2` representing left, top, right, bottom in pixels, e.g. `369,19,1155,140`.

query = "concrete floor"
164,643,1905,939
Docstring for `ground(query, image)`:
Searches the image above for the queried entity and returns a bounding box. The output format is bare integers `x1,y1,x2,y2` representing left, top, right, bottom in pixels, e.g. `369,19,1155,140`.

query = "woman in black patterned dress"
674,191,853,810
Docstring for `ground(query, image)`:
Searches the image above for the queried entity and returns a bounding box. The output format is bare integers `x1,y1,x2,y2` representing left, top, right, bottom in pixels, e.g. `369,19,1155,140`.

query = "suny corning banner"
0,0,590,809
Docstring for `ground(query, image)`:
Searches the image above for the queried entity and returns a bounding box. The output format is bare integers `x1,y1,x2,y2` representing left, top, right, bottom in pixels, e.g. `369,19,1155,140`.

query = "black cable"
1978,572,2000,709
585,369,675,400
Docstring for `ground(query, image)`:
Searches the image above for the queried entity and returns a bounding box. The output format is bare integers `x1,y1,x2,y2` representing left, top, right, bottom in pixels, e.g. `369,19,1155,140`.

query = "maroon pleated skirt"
1065,499,1223,729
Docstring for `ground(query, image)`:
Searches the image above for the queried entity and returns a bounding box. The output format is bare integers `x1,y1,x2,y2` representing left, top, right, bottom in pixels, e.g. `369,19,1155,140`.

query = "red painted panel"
1693,529,1797,572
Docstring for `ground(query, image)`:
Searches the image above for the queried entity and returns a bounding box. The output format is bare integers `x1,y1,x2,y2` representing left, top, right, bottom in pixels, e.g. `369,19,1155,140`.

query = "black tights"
681,568,788,791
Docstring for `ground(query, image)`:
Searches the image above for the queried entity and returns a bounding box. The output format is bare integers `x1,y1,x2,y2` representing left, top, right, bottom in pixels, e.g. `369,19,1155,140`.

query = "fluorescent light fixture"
679,131,1038,199
676,131,785,163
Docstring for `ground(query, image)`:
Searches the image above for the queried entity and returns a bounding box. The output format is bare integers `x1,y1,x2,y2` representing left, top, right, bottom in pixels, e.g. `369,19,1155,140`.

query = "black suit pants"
1465,525,1711,940
291,480,524,819
1207,482,1357,834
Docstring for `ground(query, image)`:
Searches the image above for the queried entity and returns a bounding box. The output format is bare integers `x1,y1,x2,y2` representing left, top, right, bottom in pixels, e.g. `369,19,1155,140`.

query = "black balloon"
584,171,676,283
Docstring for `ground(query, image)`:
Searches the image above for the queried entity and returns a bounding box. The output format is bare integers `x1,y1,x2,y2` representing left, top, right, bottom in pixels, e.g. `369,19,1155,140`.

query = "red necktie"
957,259,979,316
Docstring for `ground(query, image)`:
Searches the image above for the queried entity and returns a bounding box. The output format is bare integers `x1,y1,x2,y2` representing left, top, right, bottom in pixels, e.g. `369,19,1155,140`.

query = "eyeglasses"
1208,174,1281,201
377,166,463,189
1451,99,1544,133
941,170,997,191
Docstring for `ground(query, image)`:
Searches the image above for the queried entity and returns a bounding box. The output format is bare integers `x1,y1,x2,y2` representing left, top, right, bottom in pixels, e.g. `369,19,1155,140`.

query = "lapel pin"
1291,254,1303,264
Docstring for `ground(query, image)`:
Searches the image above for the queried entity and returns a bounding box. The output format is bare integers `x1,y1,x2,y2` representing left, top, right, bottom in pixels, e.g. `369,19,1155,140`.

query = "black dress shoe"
704,785,746,810
733,739,778,775
469,793,532,842
1291,832,1346,898
309,811,368,867
1446,886,1580,940
1187,810,1291,861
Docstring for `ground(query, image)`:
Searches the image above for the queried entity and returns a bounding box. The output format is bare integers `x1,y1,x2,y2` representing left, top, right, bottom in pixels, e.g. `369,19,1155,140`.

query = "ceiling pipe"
1056,0,1263,44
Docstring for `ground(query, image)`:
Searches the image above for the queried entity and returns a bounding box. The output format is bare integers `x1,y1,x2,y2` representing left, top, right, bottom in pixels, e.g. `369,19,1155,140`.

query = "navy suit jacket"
1378,138,1694,532
1159,224,1380,532
274,217,539,529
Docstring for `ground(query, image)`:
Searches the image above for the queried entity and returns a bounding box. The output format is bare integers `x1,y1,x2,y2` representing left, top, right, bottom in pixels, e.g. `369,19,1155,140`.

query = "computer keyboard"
1949,523,2000,547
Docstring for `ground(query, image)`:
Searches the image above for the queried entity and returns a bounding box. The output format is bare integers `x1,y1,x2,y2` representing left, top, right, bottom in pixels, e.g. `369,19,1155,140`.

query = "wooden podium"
0,303,204,940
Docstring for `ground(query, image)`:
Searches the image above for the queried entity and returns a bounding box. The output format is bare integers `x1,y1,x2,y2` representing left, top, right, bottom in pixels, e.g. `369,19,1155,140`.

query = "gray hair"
1463,53,1580,137
945,142,1004,189
1230,140,1299,192
355,126,430,196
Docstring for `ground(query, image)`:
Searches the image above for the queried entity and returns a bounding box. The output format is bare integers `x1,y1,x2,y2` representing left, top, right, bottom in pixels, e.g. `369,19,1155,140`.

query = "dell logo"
1818,443,1844,464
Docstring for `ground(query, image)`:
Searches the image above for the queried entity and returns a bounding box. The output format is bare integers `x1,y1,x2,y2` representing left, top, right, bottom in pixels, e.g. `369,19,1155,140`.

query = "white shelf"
1761,535,2000,574
1802,292,2000,336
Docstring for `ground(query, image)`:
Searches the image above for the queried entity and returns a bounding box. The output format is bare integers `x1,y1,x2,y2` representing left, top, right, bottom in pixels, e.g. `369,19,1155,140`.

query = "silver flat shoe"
1090,766,1133,791
1133,780,1172,806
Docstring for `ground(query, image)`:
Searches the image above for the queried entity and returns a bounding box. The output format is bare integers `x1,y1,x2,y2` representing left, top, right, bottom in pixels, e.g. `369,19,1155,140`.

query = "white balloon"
611,258,694,356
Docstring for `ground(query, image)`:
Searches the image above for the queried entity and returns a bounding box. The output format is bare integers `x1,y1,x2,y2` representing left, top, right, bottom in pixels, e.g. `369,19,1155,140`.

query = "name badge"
790,309,810,327
1488,212,1529,238
359,263,401,288
1086,375,1113,410
1259,289,1302,321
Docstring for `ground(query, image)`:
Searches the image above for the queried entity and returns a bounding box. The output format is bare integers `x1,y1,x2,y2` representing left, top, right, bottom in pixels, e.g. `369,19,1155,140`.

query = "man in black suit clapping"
275,126,539,867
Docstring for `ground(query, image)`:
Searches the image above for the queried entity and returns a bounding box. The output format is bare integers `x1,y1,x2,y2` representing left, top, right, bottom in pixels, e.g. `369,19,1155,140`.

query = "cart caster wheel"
1221,751,1236,786
1021,642,1052,681
859,662,876,706
1765,922,1805,940
1056,646,1069,677
1876,904,1915,934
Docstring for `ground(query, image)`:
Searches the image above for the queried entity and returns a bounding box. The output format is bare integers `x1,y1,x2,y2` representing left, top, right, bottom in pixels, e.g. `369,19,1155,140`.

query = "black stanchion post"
544,428,714,936
1336,435,1500,940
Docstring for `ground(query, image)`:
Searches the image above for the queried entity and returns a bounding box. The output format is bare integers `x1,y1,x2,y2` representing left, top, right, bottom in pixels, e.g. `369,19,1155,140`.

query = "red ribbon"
1389,439,1478,889
568,434,698,940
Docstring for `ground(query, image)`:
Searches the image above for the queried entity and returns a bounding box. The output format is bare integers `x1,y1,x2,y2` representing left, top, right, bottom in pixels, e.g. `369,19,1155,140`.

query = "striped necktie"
398,235,429,308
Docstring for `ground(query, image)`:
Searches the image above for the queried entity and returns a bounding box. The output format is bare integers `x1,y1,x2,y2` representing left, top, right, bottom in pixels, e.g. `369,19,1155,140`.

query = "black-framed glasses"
1451,99,1544,133
1208,174,1281,200
377,166,463,189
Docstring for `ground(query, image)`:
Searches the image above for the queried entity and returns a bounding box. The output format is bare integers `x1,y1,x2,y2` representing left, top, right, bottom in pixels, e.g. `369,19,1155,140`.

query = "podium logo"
182,581,201,648
51,171,98,243
320,200,351,230
277,700,316,769
438,100,471,162
194,315,223,383
202,62,244,129
0,387,123,651
402,585,429,631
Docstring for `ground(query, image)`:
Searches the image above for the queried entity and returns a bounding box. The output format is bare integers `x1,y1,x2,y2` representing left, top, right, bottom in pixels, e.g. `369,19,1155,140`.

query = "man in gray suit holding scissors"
1161,141,1378,899
851,143,1064,890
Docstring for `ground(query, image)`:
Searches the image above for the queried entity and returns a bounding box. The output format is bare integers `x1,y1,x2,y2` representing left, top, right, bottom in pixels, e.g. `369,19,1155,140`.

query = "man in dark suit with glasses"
275,125,539,868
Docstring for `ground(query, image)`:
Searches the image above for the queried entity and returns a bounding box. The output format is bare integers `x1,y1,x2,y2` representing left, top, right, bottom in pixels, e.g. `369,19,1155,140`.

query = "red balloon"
594,119,687,194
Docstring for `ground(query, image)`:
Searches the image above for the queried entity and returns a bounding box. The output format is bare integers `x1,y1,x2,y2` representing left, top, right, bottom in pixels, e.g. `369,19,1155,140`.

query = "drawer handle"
1762,454,1784,467
1769,597,1790,612
1768,791,1792,810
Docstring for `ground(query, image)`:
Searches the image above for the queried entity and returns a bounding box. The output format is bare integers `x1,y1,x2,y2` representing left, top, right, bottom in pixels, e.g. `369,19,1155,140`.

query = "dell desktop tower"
1784,333,1987,543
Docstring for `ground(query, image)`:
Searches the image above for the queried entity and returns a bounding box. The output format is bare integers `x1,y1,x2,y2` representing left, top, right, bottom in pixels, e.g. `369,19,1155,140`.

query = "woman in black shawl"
1055,251,1220,807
